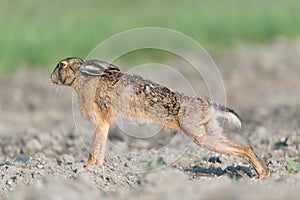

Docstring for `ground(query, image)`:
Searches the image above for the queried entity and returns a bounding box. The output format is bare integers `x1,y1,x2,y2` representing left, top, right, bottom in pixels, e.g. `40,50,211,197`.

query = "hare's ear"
69,58,84,71
79,60,120,76
107,63,120,71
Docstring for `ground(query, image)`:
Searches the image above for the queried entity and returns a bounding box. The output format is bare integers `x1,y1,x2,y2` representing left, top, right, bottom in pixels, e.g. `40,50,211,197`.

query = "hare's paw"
253,166,269,179
83,153,100,167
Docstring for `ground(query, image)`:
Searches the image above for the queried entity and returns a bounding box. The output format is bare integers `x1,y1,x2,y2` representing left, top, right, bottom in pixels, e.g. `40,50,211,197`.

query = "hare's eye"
60,62,67,68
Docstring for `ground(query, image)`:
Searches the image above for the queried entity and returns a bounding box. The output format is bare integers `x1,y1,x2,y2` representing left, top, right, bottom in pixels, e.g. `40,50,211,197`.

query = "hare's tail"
210,103,242,128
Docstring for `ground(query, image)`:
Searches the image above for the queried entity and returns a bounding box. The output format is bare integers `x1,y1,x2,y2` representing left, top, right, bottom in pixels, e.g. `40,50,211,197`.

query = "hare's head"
51,57,84,86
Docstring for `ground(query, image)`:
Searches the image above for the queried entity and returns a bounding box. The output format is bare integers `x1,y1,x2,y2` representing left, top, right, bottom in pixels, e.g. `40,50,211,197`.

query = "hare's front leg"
83,109,110,167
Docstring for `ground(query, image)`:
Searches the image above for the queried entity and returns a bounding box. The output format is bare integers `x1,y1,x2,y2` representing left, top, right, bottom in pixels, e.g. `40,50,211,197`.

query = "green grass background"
0,0,300,75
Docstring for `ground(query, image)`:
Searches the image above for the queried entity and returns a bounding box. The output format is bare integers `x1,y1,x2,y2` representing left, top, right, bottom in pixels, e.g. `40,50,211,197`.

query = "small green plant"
142,158,158,172
282,153,299,174
231,174,237,181
25,146,34,154
127,171,134,176
186,152,203,163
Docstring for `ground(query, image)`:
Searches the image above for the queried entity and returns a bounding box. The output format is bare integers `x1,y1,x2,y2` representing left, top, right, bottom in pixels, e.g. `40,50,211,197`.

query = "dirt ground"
1,39,300,199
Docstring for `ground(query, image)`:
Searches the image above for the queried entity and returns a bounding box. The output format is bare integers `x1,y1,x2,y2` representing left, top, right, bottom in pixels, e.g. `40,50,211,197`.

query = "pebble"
4,145,20,157
37,134,52,147
4,161,12,166
58,154,75,164
6,179,13,186
37,164,44,169
15,156,30,165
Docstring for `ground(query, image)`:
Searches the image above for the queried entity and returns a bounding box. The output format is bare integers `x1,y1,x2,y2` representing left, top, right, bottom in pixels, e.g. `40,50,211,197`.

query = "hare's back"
112,74,181,123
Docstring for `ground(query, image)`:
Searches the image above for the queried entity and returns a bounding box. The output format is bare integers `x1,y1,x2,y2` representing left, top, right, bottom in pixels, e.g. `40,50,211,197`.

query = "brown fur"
51,57,268,178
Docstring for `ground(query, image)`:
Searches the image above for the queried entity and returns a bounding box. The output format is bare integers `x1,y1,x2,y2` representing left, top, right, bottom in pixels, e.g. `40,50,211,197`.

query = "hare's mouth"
50,71,62,85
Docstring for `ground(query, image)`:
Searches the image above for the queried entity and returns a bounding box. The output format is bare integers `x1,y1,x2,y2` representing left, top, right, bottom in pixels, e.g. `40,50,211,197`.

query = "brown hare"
50,57,268,178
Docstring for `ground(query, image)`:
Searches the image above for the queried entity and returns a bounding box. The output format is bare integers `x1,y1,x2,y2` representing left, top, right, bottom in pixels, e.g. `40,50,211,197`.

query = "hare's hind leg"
83,106,110,167
192,134,269,178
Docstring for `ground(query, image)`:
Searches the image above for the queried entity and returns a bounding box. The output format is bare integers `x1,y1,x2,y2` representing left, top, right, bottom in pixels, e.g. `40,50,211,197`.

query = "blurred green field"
0,0,300,75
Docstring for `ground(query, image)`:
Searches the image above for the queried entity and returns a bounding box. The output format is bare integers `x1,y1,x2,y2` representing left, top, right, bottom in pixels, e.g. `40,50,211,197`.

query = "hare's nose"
50,67,60,80
50,72,56,81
